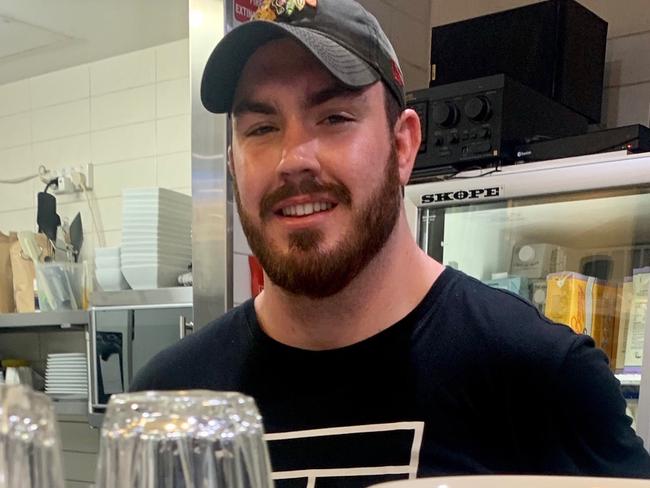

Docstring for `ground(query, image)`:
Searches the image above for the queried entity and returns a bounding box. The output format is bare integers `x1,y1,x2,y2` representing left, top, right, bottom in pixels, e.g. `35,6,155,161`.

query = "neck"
253,213,444,350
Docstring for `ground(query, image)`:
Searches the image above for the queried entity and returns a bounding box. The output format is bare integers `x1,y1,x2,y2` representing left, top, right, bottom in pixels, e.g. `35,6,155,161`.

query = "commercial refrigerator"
404,150,650,449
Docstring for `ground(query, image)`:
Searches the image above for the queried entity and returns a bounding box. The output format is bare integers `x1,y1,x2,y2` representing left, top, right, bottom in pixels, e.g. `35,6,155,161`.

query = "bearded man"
131,0,650,485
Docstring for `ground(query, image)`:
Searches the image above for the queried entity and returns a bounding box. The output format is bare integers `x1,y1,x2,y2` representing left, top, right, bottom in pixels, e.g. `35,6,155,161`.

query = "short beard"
234,146,402,299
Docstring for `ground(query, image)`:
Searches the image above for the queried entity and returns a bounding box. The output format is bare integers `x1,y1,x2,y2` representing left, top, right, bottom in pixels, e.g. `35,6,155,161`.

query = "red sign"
234,0,264,23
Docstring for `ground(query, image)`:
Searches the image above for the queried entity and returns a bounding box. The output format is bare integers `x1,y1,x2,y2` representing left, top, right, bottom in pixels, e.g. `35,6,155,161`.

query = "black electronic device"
430,0,608,123
407,74,588,179
513,125,650,162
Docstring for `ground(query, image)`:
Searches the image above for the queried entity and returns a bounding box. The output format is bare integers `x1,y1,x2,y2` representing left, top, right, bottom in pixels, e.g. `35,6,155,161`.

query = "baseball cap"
201,0,405,114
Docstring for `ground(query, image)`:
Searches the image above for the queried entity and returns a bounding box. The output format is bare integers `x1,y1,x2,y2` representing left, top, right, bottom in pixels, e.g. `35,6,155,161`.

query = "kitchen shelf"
0,310,90,330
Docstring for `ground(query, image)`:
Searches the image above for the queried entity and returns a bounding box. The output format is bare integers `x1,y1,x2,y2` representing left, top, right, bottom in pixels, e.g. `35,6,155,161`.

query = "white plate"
46,370,87,375
45,389,89,394
46,393,88,400
46,364,86,369
48,353,86,357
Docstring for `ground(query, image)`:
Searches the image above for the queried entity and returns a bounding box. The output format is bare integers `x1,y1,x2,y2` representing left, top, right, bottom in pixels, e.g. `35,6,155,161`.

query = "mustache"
260,178,352,218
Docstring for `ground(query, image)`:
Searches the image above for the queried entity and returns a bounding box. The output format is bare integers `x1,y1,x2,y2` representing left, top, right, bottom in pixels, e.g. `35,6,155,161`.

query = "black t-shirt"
131,267,650,487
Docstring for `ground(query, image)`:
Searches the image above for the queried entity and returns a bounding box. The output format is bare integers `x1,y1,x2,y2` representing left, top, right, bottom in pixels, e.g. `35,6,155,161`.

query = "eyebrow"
232,84,364,118
305,84,364,108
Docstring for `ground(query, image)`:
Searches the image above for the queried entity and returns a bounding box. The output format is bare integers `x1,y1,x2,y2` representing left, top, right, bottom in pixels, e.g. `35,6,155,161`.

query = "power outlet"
47,163,94,194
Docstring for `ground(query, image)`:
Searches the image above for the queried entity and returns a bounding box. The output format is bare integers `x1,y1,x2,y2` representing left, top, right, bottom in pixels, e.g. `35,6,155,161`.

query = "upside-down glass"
95,390,274,488
0,384,65,488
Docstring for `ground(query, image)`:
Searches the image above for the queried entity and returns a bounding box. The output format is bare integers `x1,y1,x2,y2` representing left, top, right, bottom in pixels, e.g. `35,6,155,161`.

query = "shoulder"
130,302,254,391
435,268,581,371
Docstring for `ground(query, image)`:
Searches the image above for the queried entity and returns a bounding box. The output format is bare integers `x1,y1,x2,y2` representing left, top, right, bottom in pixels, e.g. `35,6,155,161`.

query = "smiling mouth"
277,201,336,217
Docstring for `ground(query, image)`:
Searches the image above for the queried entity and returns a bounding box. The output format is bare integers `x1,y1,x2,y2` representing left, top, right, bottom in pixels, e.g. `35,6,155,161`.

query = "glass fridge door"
407,153,650,446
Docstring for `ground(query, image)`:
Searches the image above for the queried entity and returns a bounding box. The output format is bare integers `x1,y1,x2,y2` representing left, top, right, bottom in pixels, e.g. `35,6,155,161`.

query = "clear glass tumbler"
95,390,274,488
0,384,65,488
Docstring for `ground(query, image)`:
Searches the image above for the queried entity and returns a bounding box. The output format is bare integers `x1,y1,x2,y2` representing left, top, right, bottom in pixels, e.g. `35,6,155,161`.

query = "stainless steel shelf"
0,310,90,329
91,287,193,308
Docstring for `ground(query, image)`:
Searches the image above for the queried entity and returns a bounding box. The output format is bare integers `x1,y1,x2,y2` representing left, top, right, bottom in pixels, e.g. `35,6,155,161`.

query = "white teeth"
281,202,333,217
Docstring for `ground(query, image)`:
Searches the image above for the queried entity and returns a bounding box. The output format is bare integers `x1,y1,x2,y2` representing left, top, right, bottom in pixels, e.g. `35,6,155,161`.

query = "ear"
393,109,421,185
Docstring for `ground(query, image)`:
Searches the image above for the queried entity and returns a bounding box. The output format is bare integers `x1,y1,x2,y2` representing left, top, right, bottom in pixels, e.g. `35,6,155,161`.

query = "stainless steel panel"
190,0,231,328
91,287,193,308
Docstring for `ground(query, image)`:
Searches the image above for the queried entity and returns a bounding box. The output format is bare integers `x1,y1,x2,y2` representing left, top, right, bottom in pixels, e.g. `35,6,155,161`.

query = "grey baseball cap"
201,0,406,114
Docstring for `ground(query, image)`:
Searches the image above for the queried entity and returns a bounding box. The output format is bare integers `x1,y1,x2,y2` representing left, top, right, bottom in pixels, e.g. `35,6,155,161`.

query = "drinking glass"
0,384,65,488
95,390,274,488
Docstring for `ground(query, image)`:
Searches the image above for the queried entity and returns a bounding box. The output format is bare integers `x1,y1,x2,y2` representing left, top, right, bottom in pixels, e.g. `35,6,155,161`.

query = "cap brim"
201,21,380,114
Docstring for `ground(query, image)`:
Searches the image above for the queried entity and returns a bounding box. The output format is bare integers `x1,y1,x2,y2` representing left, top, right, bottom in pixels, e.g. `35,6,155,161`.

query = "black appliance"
407,74,588,179
430,0,608,123
514,124,650,162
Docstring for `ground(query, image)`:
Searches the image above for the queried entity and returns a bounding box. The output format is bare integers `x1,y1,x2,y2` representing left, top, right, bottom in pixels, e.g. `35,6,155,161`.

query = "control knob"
464,96,492,122
431,102,460,128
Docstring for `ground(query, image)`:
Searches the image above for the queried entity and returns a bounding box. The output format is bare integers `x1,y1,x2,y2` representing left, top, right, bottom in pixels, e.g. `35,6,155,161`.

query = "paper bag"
0,232,18,313
9,234,52,313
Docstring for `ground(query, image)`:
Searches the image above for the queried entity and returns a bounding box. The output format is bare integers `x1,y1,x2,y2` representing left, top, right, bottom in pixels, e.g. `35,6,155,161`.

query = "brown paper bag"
9,234,52,313
0,232,18,313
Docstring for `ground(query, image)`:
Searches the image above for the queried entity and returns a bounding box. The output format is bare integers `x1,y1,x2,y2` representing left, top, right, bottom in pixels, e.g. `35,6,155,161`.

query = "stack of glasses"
95,390,274,487
121,188,192,289
0,384,65,488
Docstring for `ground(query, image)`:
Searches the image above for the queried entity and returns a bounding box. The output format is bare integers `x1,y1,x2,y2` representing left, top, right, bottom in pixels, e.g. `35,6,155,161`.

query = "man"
131,0,650,485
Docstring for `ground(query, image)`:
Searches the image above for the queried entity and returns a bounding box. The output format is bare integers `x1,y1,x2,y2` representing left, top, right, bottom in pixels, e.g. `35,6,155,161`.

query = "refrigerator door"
405,151,650,448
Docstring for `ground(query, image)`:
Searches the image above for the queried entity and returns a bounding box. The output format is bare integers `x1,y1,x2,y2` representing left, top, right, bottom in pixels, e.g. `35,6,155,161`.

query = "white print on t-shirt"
264,421,424,488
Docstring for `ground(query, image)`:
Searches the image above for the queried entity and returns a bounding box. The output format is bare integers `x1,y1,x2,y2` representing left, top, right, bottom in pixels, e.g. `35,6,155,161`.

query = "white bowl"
95,246,121,258
121,255,191,267
95,267,130,291
121,264,185,289
369,476,650,488
95,255,120,268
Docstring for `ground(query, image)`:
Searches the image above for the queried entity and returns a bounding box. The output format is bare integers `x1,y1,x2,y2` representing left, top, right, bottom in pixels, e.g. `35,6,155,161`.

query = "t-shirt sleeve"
553,334,650,477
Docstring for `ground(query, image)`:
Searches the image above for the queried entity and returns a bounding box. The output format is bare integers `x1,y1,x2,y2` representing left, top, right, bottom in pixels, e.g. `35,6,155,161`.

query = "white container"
96,267,130,291
121,264,185,289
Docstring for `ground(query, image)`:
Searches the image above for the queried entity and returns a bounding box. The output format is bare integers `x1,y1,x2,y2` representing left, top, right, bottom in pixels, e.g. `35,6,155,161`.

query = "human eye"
245,124,277,137
320,113,355,126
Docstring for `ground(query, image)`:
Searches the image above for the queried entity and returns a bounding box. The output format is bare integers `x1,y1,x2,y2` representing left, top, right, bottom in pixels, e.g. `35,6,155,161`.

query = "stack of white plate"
121,188,192,289
44,353,88,399
95,246,130,291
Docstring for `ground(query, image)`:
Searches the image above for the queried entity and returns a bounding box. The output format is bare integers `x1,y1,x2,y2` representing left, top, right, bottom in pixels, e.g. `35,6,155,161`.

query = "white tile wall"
0,145,34,212
30,65,90,109
91,121,156,165
0,112,31,149
156,39,189,81
91,85,156,131
90,48,156,96
32,100,90,142
0,40,192,266
32,134,91,171
157,152,191,189
0,80,30,117
156,115,191,154
157,78,191,118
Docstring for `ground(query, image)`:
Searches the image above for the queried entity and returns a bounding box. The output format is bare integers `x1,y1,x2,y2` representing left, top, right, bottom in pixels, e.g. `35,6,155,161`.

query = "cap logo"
252,0,317,22
391,60,404,87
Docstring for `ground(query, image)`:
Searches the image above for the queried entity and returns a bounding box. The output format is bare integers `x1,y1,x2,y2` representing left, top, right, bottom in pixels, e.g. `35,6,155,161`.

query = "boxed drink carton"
545,272,593,335
545,272,617,361
624,267,650,368
611,278,633,371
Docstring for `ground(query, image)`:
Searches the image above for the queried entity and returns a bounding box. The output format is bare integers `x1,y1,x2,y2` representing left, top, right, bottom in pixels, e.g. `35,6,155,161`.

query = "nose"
276,119,321,181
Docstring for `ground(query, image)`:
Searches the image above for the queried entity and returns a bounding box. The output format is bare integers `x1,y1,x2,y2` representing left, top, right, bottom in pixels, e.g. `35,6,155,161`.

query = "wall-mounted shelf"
0,310,90,330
